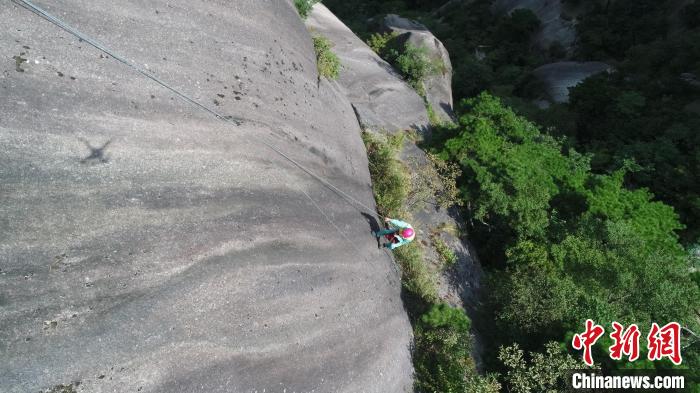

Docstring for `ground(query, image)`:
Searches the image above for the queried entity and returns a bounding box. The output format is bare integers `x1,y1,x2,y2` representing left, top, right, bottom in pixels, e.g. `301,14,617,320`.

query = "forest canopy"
325,0,700,389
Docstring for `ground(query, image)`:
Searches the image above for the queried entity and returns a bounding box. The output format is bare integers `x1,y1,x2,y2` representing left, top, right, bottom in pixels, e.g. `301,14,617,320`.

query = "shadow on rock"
361,212,382,249
78,137,111,164
409,123,430,136
440,101,456,121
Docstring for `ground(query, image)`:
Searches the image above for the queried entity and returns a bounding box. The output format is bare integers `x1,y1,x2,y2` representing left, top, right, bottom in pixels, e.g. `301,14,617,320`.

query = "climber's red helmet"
401,228,414,238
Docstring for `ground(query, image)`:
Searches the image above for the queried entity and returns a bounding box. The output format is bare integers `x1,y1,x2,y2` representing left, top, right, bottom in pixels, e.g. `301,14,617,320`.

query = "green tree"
414,303,500,393
574,0,669,60
441,93,699,356
441,92,589,256
499,342,585,393
496,8,541,43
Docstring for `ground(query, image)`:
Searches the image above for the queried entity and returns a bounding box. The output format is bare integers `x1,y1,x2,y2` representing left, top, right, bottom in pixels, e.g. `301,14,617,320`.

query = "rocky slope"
306,1,483,355
0,1,412,392
305,4,429,133
381,14,455,123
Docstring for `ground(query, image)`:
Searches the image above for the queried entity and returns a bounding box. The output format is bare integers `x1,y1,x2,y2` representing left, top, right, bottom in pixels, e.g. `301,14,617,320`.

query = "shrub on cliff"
395,44,440,96
294,0,320,19
367,31,400,56
362,132,408,218
312,36,340,79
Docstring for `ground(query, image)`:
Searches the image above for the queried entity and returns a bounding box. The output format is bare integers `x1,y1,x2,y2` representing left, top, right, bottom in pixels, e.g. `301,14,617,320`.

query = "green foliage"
566,42,700,241
395,241,440,304
407,152,462,211
312,36,341,79
442,93,700,355
490,264,576,335
499,342,585,393
362,132,408,218
294,0,320,19
395,43,439,96
415,304,500,393
330,0,700,244
362,131,438,303
326,0,700,388
431,234,457,267
362,130,487,391
443,92,589,244
574,0,669,60
426,102,441,126
366,31,400,55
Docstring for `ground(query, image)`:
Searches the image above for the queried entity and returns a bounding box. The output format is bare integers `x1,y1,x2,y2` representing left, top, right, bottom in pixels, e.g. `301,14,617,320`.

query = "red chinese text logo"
572,319,605,366
609,322,640,362
647,322,682,365
572,320,682,366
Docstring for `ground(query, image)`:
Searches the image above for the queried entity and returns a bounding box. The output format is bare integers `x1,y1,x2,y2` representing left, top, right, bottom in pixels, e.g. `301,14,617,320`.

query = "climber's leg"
373,228,396,237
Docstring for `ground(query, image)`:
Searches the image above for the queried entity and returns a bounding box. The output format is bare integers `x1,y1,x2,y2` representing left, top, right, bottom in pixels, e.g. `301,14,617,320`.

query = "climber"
373,217,415,250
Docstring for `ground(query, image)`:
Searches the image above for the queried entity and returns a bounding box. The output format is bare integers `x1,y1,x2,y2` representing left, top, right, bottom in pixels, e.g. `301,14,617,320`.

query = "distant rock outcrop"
493,0,577,51
382,14,455,123
533,61,612,103
305,5,430,133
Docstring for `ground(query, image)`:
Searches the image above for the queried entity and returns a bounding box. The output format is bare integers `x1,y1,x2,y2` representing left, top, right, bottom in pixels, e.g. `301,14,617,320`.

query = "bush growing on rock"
294,0,320,19
407,152,462,211
362,132,408,218
366,31,400,56
312,36,340,79
366,32,441,98
395,43,438,96
362,131,497,391
431,234,457,268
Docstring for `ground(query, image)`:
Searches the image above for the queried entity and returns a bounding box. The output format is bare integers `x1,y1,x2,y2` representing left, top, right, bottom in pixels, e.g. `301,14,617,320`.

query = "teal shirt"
387,219,415,249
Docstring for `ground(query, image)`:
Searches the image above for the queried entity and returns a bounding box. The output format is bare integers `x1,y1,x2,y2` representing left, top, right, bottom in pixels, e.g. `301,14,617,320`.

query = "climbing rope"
11,0,245,126
11,0,388,247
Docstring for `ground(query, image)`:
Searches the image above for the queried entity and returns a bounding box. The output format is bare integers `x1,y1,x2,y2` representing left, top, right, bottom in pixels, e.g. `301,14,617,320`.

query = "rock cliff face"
533,61,612,103
305,4,430,133
307,2,483,363
381,14,455,123
493,0,576,50
0,1,413,392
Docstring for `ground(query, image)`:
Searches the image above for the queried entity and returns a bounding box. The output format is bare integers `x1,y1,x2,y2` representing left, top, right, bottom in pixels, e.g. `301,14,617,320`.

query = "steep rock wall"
382,14,455,123
305,4,430,133
0,1,412,392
